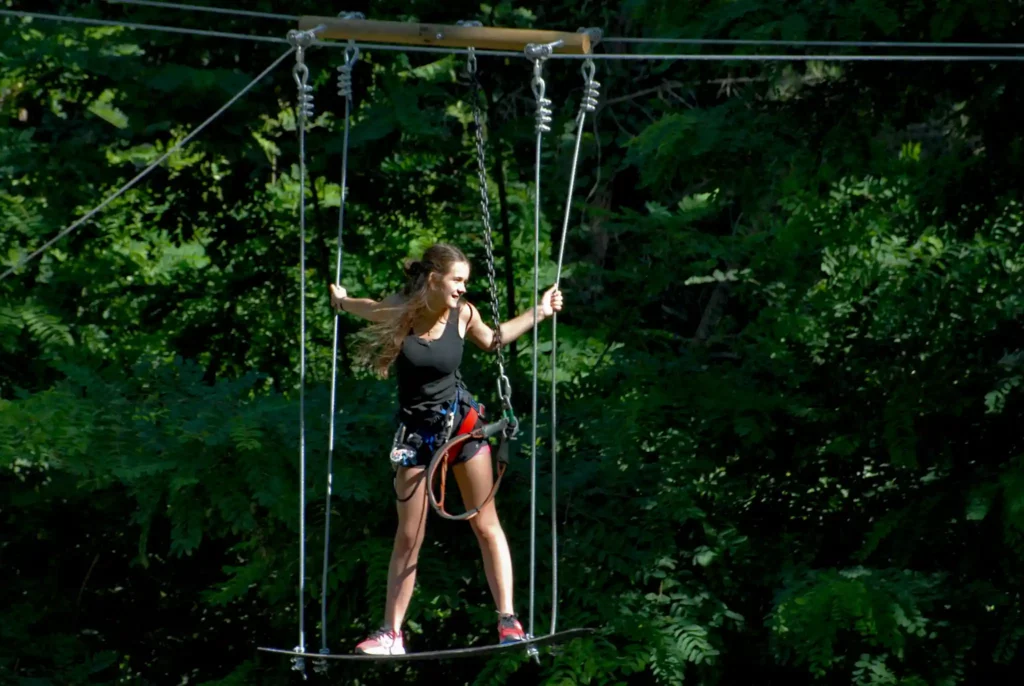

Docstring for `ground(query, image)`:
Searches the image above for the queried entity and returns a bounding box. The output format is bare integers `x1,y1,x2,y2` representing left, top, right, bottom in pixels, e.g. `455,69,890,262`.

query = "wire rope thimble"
288,29,317,122
525,41,561,134
576,27,601,113
580,59,600,113
337,40,359,98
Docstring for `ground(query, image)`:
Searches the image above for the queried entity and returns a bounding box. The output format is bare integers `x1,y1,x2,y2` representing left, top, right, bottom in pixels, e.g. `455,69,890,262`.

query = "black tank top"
396,306,464,417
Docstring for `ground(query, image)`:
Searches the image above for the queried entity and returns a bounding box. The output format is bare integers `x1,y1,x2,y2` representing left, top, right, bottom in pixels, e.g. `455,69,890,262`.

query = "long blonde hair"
356,243,469,378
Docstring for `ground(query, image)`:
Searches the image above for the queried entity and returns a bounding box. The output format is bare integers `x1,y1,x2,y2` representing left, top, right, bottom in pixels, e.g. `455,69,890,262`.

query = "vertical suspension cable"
549,47,600,637
288,27,317,678
525,40,557,645
318,40,359,663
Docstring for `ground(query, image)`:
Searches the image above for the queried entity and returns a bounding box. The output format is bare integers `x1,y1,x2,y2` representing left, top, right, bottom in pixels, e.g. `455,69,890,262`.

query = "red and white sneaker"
354,627,405,655
497,613,527,644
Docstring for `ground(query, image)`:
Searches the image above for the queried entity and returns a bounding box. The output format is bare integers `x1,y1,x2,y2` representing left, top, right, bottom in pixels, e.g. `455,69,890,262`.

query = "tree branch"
76,553,100,607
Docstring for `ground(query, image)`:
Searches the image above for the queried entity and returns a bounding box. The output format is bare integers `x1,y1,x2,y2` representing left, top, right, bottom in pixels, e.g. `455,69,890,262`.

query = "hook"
524,39,565,62
287,28,318,70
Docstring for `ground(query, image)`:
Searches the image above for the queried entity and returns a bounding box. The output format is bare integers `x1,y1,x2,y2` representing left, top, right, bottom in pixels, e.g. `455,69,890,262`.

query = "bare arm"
465,303,545,351
330,284,403,323
464,286,563,351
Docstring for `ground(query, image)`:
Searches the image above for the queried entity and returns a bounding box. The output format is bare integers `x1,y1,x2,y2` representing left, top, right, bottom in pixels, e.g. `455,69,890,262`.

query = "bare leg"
452,446,515,615
383,466,429,631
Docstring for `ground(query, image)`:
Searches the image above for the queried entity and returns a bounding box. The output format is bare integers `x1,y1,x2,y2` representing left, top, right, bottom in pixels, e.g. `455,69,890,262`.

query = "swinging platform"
259,628,595,662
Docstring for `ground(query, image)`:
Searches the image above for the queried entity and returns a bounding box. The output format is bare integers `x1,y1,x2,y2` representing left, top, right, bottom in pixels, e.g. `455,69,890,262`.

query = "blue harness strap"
422,389,460,451
391,388,482,470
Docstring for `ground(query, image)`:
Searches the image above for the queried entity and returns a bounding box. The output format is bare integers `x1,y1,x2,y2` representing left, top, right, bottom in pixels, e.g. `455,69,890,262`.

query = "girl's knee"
394,528,424,555
470,513,503,543
394,513,427,554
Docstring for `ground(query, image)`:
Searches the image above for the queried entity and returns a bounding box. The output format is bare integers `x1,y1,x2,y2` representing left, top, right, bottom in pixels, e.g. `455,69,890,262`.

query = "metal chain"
287,27,317,681
464,44,517,438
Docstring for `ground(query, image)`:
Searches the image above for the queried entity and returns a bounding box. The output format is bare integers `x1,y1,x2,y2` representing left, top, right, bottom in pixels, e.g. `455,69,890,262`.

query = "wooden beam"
297,16,591,54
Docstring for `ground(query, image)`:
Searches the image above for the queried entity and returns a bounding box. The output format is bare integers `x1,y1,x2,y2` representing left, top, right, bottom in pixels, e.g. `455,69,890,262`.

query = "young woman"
329,243,563,655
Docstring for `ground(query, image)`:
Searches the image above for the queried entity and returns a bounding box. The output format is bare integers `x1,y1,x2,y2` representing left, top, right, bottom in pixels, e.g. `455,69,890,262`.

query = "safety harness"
390,389,512,521
426,409,511,522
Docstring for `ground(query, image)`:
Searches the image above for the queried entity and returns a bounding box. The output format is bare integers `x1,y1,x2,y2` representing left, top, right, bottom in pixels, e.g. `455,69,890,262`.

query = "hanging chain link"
465,44,517,437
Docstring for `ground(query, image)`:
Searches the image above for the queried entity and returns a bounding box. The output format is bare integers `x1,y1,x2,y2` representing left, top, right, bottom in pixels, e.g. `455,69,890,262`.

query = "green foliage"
770,568,940,678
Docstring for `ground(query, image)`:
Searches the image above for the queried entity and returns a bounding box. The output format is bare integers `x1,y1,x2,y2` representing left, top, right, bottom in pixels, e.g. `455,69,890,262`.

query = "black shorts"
393,393,488,469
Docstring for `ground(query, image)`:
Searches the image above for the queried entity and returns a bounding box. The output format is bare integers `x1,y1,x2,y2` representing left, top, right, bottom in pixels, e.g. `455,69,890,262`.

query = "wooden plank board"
297,16,591,54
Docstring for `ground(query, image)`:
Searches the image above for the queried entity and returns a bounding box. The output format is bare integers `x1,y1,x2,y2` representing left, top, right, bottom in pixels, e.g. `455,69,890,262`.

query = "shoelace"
499,614,521,629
